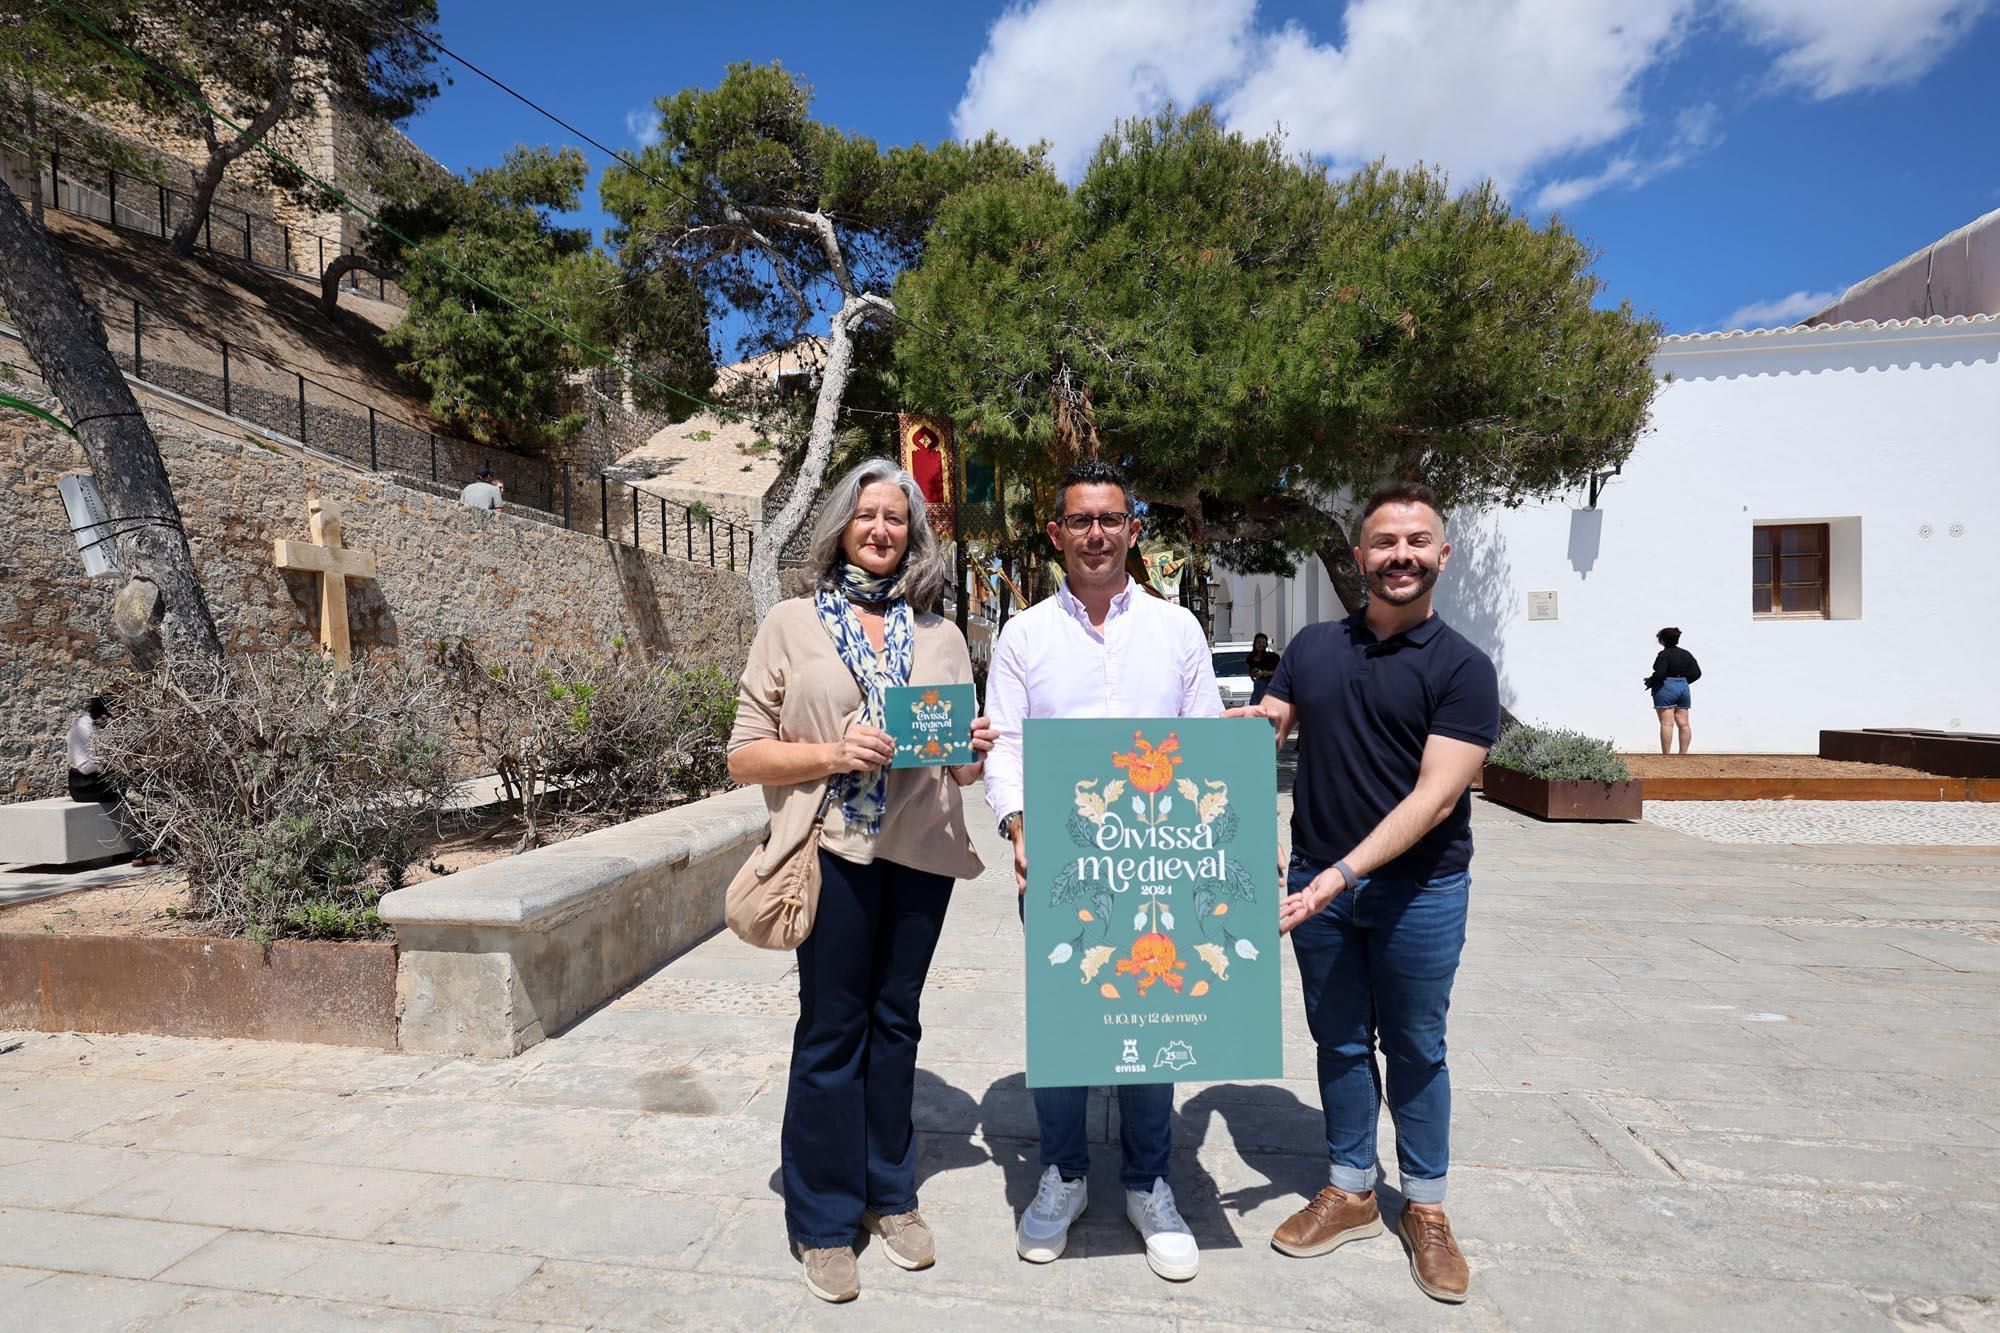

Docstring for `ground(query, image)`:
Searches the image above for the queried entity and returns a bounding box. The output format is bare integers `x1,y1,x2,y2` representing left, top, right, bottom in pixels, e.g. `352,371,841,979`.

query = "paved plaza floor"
3,791,1998,1330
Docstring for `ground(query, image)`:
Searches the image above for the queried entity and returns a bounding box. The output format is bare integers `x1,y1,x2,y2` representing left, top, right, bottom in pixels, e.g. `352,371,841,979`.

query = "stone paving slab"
3,791,1998,1329
0,858,165,910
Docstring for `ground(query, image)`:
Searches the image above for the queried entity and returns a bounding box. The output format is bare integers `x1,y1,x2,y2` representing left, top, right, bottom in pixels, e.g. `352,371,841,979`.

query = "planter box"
1480,764,1643,821
0,934,398,1046
1820,729,2000,779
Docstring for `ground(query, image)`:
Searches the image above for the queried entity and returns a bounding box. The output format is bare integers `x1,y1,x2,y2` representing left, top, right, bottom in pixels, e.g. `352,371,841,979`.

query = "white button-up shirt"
984,576,1221,826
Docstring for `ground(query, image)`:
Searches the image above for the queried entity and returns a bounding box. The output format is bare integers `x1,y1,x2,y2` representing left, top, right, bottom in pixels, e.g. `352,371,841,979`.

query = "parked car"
1211,641,1257,709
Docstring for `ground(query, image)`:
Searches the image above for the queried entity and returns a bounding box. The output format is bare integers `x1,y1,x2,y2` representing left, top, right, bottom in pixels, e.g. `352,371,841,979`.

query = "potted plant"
1481,724,1643,821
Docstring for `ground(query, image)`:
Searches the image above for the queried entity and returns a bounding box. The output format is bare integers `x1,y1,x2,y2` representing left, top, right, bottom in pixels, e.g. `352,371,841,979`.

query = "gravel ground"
1644,799,2000,845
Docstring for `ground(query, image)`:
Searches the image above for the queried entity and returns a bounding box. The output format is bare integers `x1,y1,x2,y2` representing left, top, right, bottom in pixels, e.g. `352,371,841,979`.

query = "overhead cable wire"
359,0,998,368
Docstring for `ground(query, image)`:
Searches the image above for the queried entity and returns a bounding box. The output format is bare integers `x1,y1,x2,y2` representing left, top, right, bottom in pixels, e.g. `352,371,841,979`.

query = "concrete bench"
0,798,134,866
380,786,769,1057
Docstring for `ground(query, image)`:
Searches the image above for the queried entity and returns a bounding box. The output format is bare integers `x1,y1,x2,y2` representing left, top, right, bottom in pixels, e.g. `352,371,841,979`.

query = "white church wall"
1220,318,2000,752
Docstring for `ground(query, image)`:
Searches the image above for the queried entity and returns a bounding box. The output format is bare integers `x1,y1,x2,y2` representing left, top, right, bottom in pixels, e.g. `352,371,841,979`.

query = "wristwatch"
998,811,1023,840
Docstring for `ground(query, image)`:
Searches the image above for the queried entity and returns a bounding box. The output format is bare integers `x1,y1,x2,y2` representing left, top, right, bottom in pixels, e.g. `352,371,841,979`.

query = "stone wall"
29,97,424,302
1,381,756,799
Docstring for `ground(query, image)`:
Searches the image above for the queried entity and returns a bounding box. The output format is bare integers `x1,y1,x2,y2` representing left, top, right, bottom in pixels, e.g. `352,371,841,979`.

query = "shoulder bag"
724,786,837,950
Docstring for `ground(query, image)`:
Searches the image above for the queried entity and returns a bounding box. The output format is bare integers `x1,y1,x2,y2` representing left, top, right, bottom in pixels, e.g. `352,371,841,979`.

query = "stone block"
0,797,132,864
156,1231,543,1314
381,786,769,1057
0,1205,222,1279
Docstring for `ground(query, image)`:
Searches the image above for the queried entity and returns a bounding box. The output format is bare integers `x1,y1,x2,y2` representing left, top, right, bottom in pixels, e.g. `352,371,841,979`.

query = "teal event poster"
884,683,976,768
1023,718,1281,1087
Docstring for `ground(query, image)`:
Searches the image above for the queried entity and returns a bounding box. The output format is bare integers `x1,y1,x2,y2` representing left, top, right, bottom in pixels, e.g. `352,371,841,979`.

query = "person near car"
1246,632,1280,705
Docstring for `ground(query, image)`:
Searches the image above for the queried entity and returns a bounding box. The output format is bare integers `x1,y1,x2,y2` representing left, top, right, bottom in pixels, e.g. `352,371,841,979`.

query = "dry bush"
432,641,736,847
98,654,456,939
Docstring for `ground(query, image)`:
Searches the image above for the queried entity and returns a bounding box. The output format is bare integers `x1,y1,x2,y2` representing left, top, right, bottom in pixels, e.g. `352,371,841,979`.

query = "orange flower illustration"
1111,731,1181,794
921,688,941,707
1115,931,1188,996
922,737,944,757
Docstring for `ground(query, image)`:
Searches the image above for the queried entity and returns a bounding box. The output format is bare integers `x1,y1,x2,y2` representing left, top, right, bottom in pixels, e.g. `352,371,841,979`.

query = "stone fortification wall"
28,96,433,301
1,380,755,799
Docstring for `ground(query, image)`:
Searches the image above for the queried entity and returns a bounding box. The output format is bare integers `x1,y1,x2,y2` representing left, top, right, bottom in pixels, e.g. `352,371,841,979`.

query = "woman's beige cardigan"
728,597,983,881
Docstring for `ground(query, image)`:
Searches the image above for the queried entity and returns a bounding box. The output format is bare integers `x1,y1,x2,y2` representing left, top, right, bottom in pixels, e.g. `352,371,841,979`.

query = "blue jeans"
1287,851,1469,1205
1651,676,1692,709
782,850,953,1247
1018,895,1173,1190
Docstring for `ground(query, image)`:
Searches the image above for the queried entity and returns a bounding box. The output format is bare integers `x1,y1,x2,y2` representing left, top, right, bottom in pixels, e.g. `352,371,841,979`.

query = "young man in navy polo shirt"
1234,482,1498,1303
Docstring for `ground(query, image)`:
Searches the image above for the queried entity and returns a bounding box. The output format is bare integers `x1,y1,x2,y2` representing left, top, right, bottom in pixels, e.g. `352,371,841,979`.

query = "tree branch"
733,202,855,297
170,18,298,257
320,253,399,316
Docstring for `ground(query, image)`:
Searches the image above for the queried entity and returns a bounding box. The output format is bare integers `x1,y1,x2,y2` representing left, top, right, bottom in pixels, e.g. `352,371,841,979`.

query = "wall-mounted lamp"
1587,462,1623,509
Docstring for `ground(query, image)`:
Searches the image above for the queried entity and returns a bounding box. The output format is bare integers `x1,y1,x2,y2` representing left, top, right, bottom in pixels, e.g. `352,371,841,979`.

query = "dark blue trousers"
781,849,953,1247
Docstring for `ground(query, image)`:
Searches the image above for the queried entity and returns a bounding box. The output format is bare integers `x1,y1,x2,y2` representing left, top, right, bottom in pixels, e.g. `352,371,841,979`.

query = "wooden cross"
272,496,376,669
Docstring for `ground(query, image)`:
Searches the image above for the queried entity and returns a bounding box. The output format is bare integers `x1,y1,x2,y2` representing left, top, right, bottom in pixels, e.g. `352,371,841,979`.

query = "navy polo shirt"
1267,612,1500,882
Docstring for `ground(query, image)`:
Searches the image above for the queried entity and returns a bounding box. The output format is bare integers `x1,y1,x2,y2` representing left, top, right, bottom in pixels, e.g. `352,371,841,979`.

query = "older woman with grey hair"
727,456,995,1304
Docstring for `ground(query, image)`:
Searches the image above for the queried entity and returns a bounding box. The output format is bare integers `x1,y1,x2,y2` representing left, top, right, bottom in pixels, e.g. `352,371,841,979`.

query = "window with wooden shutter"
1752,523,1829,618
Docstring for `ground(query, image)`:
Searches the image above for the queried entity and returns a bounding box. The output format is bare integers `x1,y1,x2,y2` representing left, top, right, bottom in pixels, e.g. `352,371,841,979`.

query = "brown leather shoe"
1398,1204,1470,1303
1271,1186,1384,1257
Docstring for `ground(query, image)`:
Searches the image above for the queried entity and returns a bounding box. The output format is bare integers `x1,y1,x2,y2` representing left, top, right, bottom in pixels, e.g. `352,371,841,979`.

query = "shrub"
98,654,456,939
433,642,737,846
1486,723,1632,783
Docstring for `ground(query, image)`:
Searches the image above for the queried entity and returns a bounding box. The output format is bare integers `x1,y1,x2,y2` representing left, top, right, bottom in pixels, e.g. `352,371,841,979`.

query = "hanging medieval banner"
957,442,1007,540
898,412,956,540
1142,547,1190,600
1023,717,1282,1087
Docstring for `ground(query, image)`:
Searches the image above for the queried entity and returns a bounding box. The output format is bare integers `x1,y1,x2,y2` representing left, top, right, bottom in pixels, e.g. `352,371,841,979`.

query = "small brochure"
884,683,977,769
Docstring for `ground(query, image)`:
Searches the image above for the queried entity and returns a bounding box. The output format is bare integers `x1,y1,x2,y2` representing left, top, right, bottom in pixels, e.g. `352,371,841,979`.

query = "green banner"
1024,717,1281,1087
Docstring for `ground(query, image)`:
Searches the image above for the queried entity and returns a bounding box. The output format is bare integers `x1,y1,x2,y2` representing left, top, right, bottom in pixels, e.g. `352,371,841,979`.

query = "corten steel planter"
1480,764,1643,822
0,934,398,1046
1819,729,2000,780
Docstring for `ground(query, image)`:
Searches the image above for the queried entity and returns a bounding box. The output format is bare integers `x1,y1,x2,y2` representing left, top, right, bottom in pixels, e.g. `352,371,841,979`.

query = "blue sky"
405,0,2000,335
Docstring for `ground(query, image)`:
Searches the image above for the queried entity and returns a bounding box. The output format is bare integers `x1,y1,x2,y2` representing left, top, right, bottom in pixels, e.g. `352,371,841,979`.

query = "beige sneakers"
799,1245,859,1303
862,1208,936,1271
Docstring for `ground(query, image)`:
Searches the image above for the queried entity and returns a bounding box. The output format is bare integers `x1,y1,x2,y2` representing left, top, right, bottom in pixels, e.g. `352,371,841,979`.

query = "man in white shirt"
66,696,117,804
984,460,1221,1281
458,464,503,511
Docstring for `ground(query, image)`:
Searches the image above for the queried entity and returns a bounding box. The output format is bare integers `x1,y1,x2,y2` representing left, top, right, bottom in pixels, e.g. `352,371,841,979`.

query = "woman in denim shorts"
1643,627,1702,754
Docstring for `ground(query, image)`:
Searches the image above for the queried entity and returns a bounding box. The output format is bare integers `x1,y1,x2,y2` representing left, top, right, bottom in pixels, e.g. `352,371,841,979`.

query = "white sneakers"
1016,1166,1088,1262
1126,1176,1199,1280
1015,1166,1200,1281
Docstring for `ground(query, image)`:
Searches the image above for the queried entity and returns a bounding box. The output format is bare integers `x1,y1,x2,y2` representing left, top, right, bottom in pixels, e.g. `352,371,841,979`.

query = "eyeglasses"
1054,511,1132,534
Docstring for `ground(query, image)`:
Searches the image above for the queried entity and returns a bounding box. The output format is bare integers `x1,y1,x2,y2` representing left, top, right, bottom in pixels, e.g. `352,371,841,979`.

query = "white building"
1215,212,2000,753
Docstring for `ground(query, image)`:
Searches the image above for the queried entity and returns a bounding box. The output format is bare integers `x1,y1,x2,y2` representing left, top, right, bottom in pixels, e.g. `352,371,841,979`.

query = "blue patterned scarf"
813,561,915,835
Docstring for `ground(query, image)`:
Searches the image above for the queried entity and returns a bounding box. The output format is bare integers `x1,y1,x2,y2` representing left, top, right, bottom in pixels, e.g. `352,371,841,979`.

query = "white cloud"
1222,0,1692,193
952,0,1256,181
1533,103,1720,211
1722,0,1995,98
626,107,662,149
950,0,1996,212
1716,288,1842,329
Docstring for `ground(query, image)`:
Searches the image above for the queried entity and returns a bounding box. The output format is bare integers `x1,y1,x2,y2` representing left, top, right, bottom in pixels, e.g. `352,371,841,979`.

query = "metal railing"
2,279,758,572
8,134,393,303
99,288,553,509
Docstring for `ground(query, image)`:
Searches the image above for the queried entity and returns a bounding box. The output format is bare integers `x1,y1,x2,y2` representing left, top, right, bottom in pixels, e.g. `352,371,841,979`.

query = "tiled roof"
1658,313,2000,347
